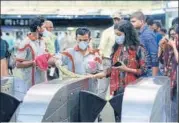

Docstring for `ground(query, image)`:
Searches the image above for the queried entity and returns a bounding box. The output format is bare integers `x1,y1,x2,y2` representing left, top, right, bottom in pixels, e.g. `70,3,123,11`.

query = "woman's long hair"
111,20,140,64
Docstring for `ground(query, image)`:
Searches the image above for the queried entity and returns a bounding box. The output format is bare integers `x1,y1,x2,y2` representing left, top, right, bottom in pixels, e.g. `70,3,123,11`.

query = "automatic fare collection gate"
0,76,172,122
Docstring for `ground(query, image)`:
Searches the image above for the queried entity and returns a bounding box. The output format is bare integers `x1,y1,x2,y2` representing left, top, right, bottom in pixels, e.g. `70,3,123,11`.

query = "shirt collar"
74,45,95,55
139,24,148,35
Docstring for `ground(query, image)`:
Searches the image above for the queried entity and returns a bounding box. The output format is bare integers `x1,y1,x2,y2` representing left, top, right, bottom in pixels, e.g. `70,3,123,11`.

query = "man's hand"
32,60,36,67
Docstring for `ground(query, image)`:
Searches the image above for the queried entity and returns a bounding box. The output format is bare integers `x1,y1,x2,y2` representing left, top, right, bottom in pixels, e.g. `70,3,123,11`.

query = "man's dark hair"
76,27,91,37
160,27,167,34
146,16,154,26
172,17,178,26
6,32,9,36
153,21,162,28
29,16,45,32
123,14,131,21
131,11,146,21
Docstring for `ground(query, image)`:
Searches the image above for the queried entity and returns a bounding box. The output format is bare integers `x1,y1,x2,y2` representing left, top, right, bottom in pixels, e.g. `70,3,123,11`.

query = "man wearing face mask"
35,19,55,55
131,11,159,76
48,27,103,75
97,11,122,101
43,20,56,54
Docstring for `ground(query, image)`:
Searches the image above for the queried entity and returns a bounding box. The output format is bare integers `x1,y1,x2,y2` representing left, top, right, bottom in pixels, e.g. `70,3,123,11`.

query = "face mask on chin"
78,41,89,50
115,35,125,45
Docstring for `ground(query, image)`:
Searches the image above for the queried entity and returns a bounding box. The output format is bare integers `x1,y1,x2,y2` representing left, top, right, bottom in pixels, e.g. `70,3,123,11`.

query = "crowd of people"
0,11,178,122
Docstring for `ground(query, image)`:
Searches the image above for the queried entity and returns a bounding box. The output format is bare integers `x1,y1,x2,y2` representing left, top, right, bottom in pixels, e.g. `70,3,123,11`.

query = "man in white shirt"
97,11,122,121
98,11,122,69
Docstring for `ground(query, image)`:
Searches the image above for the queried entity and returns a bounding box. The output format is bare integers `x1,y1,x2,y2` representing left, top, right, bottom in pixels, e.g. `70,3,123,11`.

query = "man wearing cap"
98,11,122,69
97,11,122,122
98,12,122,92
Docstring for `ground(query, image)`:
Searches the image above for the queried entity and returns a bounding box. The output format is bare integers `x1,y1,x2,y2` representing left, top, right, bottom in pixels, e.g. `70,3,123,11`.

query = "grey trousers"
97,58,111,99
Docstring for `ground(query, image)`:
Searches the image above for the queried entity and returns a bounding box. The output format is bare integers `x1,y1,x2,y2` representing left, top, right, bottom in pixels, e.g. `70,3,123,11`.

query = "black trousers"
113,87,125,122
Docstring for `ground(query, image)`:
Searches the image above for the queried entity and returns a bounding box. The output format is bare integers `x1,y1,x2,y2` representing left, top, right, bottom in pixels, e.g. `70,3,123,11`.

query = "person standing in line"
98,11,123,69
14,17,47,94
0,29,9,77
43,20,56,55
145,16,154,30
48,27,103,76
97,12,123,121
2,32,15,53
54,32,61,54
130,11,159,76
158,24,178,122
152,21,163,47
160,27,167,37
43,20,60,80
89,20,147,122
97,11,123,94
2,32,15,75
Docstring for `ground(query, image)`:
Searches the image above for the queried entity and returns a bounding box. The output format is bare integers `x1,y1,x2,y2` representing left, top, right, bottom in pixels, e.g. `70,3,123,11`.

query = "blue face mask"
115,35,125,45
78,41,89,50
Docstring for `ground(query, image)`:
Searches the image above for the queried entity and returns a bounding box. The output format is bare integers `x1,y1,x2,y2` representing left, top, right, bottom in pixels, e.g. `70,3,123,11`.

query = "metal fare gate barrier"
0,76,172,122
1,76,107,122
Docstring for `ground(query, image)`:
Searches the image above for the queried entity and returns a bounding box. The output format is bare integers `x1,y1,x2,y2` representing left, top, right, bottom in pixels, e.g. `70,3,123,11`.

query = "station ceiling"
1,1,168,15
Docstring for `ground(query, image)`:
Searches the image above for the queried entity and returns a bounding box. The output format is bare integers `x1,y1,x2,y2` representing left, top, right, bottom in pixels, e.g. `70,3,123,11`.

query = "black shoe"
98,116,102,122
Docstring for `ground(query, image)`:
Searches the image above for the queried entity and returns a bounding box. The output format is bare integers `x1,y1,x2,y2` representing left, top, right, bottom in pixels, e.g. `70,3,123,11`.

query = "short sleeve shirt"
15,37,46,91
0,39,9,60
55,47,103,75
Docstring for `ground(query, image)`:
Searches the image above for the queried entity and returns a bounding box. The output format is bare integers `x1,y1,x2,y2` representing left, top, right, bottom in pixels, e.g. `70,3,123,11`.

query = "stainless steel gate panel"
2,76,108,122
44,101,68,122
16,81,67,122
121,76,171,122
15,78,92,122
